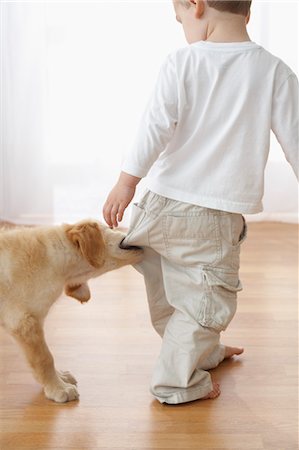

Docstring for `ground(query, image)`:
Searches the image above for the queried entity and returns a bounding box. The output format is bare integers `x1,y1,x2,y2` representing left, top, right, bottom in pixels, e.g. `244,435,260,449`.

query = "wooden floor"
0,223,298,450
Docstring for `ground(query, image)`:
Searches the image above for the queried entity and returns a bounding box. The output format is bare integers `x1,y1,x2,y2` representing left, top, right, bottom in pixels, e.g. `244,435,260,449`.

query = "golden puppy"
0,220,143,402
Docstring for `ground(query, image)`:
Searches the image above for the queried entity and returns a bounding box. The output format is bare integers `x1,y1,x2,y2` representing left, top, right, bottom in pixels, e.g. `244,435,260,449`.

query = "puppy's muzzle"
119,238,142,251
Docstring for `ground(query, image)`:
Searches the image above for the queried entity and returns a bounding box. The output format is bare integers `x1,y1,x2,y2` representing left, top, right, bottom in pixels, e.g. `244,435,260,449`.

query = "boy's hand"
103,184,135,228
103,172,141,228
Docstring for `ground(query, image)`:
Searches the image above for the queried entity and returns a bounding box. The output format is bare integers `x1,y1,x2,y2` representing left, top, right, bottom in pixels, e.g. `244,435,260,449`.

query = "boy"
103,0,298,404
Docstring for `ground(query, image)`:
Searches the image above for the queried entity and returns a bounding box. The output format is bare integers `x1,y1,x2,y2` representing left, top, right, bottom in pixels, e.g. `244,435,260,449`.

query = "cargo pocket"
197,269,242,332
164,214,221,266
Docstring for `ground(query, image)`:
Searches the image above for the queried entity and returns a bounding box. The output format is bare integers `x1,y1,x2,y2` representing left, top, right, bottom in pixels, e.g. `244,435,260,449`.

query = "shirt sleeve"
122,55,178,178
271,73,299,179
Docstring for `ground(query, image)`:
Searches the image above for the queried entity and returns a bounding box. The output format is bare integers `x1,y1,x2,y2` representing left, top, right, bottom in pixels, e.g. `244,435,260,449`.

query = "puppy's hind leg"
12,313,79,403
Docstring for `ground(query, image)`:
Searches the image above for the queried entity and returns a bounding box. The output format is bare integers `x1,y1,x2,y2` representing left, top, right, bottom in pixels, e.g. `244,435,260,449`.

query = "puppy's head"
63,219,143,303
65,220,106,268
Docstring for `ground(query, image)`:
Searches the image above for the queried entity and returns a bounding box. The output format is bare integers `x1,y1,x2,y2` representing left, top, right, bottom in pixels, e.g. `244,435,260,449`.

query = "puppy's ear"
65,282,90,303
66,221,105,268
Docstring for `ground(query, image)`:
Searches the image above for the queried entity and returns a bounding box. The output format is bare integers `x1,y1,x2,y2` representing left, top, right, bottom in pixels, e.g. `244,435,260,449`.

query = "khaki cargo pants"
123,190,247,404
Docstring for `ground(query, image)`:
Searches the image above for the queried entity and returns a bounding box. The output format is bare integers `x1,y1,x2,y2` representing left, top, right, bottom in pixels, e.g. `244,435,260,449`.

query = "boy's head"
173,0,251,44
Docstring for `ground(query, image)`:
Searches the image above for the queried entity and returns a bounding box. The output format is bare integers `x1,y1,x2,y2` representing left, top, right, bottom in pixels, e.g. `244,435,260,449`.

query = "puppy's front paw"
56,370,78,386
44,381,79,403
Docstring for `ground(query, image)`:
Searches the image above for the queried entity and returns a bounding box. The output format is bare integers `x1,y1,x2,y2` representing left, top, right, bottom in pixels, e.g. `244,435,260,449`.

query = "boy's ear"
65,220,106,268
246,11,251,24
194,0,205,19
65,282,91,303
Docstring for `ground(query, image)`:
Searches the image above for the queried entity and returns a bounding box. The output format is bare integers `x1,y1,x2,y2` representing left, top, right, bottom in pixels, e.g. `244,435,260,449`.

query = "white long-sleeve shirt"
122,41,298,214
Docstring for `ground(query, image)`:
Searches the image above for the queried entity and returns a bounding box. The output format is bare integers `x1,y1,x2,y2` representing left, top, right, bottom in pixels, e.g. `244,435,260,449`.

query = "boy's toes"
202,381,221,400
224,346,244,359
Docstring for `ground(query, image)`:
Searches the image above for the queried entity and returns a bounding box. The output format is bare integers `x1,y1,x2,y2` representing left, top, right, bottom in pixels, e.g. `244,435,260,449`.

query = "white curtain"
0,1,298,226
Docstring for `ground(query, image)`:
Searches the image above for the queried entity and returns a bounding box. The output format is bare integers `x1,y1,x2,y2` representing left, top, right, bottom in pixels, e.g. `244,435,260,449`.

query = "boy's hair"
207,1,251,16
179,0,252,17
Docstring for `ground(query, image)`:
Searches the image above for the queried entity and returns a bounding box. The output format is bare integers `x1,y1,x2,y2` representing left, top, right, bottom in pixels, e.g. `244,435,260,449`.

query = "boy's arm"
271,73,299,179
103,54,178,227
121,54,178,178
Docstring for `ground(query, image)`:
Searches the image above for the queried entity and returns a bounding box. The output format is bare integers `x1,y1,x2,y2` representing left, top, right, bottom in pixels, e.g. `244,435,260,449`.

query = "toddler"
103,0,298,404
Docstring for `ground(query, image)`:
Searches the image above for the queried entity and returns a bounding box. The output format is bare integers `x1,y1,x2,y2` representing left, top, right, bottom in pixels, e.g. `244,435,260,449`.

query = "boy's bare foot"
224,346,244,359
200,347,243,401
202,381,221,400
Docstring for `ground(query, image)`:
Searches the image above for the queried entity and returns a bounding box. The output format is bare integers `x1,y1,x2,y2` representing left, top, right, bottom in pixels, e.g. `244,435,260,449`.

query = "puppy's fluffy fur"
0,220,142,402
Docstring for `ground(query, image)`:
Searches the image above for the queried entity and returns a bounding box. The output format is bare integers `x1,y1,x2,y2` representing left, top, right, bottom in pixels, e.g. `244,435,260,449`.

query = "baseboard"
2,211,299,226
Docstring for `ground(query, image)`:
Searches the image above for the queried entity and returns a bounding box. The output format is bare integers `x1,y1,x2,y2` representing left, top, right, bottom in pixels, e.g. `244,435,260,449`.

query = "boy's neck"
205,15,251,43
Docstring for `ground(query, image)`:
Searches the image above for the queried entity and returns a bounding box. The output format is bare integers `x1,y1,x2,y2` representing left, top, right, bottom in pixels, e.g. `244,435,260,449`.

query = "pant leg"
150,258,220,404
198,344,226,370
123,197,174,338
134,248,174,337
